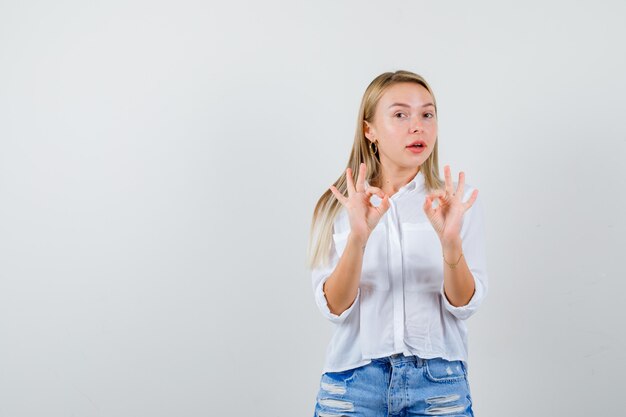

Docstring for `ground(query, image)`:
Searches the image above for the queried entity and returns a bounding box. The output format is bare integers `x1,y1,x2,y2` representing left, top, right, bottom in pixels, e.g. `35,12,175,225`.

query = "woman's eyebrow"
388,102,435,109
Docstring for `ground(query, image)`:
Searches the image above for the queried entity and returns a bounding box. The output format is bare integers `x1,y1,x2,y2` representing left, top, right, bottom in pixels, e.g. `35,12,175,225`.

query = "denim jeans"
313,354,474,417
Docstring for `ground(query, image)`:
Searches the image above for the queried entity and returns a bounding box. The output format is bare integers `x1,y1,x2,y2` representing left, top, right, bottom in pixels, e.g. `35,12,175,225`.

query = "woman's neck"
377,168,420,197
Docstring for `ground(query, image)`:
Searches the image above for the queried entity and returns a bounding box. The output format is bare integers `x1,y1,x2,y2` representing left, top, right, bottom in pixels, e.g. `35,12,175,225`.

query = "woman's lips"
406,145,426,154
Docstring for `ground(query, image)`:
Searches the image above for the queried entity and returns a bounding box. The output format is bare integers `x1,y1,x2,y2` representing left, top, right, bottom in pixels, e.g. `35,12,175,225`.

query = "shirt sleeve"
440,188,489,320
311,230,360,324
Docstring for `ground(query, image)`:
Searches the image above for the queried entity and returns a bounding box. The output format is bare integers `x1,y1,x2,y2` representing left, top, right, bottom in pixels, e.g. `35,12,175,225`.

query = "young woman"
307,70,488,416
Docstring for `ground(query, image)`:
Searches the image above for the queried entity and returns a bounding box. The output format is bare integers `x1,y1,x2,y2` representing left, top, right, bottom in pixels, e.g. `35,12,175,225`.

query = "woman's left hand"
423,165,478,247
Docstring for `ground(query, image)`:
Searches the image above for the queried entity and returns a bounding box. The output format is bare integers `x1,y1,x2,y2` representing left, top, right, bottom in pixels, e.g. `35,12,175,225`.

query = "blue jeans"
313,354,474,417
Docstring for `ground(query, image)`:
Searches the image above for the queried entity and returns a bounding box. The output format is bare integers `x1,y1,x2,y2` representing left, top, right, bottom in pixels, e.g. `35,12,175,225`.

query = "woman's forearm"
323,232,368,315
441,238,476,307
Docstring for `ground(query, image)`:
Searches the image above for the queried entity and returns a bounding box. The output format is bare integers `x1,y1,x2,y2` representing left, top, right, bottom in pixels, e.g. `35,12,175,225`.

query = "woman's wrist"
348,231,369,249
441,236,462,255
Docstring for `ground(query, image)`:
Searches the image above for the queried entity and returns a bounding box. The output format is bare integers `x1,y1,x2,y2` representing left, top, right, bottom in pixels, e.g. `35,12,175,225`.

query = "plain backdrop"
1,1,625,416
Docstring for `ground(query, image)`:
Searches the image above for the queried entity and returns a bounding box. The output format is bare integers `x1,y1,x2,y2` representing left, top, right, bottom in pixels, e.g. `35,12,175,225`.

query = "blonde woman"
308,70,488,416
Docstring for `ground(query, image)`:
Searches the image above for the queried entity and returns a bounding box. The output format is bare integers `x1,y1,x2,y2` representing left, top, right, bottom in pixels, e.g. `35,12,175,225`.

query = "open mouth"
406,140,426,153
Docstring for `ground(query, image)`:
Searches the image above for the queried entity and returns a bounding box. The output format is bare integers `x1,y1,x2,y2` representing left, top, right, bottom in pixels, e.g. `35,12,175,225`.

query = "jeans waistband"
372,353,425,367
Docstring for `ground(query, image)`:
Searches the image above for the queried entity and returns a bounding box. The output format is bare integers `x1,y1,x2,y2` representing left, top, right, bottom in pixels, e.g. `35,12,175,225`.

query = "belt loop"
460,360,468,375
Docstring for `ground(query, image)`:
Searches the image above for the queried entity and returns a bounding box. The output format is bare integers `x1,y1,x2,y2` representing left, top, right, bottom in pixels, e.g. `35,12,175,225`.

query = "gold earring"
369,140,378,155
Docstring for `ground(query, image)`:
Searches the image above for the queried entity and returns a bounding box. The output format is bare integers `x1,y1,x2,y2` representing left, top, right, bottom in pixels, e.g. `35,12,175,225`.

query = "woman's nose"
411,117,423,133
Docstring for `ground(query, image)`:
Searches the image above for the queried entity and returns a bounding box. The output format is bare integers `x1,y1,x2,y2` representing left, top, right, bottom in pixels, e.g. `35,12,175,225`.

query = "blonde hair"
307,70,445,269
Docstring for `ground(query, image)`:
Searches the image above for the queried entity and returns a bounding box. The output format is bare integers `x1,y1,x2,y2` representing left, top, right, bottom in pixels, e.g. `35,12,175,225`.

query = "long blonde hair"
307,70,445,269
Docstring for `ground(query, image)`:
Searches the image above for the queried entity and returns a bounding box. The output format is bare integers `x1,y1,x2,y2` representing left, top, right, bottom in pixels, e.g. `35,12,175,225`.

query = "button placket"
387,199,406,352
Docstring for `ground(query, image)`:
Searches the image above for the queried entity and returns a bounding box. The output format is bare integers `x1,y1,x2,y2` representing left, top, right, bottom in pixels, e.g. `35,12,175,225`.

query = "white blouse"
311,169,488,375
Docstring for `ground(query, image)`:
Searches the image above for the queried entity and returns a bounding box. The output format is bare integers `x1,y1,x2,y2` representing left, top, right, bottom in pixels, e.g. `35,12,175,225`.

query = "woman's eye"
394,113,407,118
424,112,434,118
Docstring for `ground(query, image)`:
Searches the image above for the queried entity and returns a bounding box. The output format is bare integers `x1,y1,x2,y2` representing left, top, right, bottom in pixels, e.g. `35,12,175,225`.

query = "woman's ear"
363,120,374,141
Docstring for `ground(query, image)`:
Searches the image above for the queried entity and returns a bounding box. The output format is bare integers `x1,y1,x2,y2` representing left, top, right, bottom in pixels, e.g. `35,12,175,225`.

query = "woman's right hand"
329,162,391,242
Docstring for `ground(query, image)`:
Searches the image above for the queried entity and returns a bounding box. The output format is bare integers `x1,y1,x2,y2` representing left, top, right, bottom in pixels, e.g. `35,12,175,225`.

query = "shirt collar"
364,169,425,193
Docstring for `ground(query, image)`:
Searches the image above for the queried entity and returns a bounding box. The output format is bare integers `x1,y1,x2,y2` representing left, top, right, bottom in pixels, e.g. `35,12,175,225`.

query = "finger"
423,194,436,218
456,171,465,198
374,194,391,216
429,190,446,207
329,185,347,205
444,165,454,195
345,167,356,196
355,162,366,193
463,189,479,211
365,185,384,198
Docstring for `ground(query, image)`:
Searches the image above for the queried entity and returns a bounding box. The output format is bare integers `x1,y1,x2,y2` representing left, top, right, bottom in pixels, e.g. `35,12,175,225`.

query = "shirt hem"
321,359,372,375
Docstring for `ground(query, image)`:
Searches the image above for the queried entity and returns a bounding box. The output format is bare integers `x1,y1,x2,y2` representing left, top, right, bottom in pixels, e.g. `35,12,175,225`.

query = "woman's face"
364,82,438,171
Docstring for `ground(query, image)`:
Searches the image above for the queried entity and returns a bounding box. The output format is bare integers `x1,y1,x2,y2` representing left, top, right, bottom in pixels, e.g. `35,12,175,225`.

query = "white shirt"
311,169,488,374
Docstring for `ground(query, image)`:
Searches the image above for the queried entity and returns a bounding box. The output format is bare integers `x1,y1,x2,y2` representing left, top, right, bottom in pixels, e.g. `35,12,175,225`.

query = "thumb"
423,194,435,218
376,194,391,215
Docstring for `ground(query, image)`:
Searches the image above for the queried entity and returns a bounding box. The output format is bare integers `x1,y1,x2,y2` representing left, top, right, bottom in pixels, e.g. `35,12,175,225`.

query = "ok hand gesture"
330,163,391,241
423,165,478,247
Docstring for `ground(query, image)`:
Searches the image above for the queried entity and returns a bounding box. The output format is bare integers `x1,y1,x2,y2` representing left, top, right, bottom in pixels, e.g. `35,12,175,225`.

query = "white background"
1,1,625,416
